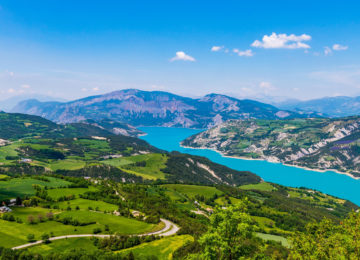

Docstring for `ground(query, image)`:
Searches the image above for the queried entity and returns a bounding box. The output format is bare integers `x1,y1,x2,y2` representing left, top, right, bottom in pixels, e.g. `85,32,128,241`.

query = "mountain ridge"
277,95,360,117
12,89,319,128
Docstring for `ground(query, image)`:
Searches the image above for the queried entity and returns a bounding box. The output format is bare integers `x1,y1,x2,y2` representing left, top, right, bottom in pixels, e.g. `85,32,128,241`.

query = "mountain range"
0,94,67,112
12,89,318,129
276,96,360,118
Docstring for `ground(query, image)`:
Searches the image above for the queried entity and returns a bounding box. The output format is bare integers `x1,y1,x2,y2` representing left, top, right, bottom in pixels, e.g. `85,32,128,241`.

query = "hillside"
0,112,142,140
0,113,360,259
0,174,357,259
277,96,360,117
182,117,360,178
12,89,313,128
82,119,144,137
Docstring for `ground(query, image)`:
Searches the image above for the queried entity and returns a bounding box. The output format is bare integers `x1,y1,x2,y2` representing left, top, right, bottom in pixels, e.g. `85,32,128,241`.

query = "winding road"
12,218,179,250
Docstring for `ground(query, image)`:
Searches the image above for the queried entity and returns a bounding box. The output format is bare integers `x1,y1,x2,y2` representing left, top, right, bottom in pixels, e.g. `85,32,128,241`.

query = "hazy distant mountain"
12,89,312,128
277,96,360,117
0,95,67,112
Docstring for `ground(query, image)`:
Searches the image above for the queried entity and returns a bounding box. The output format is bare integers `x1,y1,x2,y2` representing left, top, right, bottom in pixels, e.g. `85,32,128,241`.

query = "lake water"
139,126,360,205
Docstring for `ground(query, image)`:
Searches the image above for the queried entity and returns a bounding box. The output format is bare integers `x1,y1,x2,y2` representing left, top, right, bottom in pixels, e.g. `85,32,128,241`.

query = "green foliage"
195,201,259,259
289,212,360,259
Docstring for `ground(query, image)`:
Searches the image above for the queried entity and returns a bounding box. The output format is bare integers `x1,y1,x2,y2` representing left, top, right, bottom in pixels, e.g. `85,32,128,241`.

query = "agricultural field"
240,182,276,192
0,177,70,201
52,198,118,212
46,186,98,200
102,153,168,180
117,235,194,260
57,210,156,235
162,184,223,200
0,174,9,180
256,233,290,248
48,159,86,171
26,237,98,255
0,184,159,249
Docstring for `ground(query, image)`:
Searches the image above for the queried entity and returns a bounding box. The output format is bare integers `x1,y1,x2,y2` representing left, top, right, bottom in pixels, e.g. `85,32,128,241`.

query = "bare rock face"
12,89,310,129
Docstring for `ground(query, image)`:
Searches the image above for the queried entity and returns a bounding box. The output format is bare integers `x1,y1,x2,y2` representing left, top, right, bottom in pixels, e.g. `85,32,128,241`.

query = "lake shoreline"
180,144,360,181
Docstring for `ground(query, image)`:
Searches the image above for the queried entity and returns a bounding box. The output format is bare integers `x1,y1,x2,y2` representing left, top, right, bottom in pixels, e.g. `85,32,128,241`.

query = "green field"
27,237,98,255
118,235,194,260
47,186,98,199
9,207,60,222
57,210,155,235
240,182,275,192
53,198,118,212
0,174,9,180
102,153,167,180
0,142,21,162
162,184,223,200
0,177,71,200
0,208,156,248
256,233,290,248
49,159,86,171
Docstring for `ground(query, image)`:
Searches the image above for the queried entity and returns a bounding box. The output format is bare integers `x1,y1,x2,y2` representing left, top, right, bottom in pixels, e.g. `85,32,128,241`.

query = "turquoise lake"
139,126,360,205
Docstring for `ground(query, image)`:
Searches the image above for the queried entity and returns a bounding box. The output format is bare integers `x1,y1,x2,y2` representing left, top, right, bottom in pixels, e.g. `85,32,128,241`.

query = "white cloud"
333,44,348,51
211,46,224,52
7,88,15,93
324,46,332,56
81,88,88,92
21,84,30,89
234,49,254,57
92,87,99,91
170,51,196,62
251,33,311,49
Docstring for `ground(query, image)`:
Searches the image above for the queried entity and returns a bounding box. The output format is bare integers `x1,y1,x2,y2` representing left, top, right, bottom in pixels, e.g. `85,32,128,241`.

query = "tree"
46,211,54,220
15,197,22,205
37,214,44,222
27,215,36,224
289,212,360,259
27,234,35,242
196,200,260,259
41,233,50,244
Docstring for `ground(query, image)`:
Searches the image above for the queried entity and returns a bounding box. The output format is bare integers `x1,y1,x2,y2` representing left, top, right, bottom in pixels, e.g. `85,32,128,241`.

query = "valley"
0,112,359,258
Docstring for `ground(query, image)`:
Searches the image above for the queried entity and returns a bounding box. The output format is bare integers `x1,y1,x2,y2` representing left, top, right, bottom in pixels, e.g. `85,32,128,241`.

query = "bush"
41,233,50,244
27,234,35,242
93,228,102,234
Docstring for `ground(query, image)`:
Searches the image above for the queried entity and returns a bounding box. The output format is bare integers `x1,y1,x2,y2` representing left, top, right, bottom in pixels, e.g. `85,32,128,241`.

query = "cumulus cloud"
170,51,196,62
333,44,348,51
92,87,99,91
233,49,254,57
211,46,224,52
251,33,311,49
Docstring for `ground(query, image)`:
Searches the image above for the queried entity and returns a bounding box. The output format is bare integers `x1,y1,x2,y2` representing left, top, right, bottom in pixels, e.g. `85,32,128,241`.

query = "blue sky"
0,0,359,101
